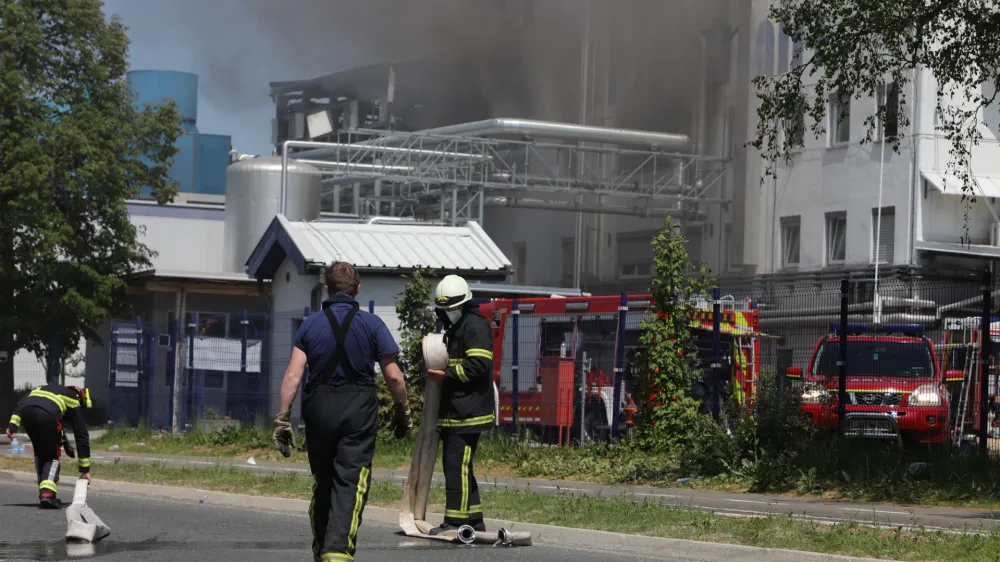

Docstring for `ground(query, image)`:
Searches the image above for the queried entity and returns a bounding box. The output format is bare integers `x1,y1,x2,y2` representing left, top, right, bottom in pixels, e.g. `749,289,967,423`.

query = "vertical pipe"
838,279,849,438
611,293,628,438
136,316,144,426
711,288,722,422
171,290,186,434
477,188,485,227
980,267,992,457
512,300,520,435
146,326,155,424
167,317,177,432
574,0,591,291
241,310,248,421
369,300,375,314
451,186,458,226
281,141,290,215
186,313,195,428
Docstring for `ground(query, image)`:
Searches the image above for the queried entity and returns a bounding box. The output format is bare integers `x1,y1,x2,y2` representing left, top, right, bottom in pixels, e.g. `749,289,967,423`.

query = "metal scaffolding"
280,123,731,225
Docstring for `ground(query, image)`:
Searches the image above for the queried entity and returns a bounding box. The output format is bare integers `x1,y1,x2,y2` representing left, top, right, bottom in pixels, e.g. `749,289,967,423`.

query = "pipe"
365,216,443,226
484,196,679,218
296,159,415,173
760,313,939,329
283,139,489,162
760,297,936,319
411,118,691,152
936,289,1000,314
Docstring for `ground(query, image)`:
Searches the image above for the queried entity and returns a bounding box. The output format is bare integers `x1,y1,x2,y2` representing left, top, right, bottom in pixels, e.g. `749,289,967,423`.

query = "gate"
109,318,155,426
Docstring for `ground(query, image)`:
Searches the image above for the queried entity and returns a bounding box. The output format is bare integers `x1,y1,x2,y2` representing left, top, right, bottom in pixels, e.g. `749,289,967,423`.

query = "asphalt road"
0,481,696,562
11,449,997,534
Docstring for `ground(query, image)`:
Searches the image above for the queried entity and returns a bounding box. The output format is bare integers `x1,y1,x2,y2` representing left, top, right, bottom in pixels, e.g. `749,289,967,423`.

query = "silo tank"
223,156,321,273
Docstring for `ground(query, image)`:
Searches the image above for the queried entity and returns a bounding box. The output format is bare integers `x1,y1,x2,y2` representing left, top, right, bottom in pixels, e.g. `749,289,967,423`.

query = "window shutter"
873,208,895,263
618,236,653,264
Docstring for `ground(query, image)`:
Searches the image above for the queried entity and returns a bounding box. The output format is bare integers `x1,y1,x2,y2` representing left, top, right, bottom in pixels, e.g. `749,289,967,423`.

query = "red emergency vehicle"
479,294,762,443
786,323,962,445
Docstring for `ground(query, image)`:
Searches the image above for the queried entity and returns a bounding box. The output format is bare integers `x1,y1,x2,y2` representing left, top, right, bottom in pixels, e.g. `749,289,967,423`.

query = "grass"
2,455,1000,560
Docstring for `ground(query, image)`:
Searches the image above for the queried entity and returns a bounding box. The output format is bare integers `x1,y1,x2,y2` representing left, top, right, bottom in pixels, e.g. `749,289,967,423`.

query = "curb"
0,470,877,562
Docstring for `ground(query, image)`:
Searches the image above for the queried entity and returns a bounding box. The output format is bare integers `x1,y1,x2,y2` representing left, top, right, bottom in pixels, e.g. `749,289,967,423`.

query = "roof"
246,214,511,279
129,269,260,284
467,282,584,297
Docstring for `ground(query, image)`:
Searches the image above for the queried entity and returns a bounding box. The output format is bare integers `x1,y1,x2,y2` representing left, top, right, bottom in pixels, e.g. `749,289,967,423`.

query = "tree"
750,0,997,208
0,0,183,421
376,270,436,428
632,216,714,453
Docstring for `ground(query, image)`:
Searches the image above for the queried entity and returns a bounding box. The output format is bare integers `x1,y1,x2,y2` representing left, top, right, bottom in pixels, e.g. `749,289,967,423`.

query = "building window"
777,24,790,73
617,234,654,279
871,207,895,264
561,238,574,284
825,211,847,265
828,91,850,145
782,109,806,147
755,21,775,76
512,242,527,284
876,82,900,140
780,216,800,268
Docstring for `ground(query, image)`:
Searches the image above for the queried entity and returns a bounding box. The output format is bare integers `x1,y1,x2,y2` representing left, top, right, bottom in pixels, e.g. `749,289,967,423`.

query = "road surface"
5,448,995,534
0,480,701,562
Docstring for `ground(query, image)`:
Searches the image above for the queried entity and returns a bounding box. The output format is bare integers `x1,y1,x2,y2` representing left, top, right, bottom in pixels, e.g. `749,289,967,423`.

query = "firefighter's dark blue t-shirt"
294,294,399,387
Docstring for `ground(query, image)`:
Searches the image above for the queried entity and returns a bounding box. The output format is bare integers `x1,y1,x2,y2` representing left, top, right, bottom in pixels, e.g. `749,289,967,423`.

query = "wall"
743,1,915,275
128,204,226,273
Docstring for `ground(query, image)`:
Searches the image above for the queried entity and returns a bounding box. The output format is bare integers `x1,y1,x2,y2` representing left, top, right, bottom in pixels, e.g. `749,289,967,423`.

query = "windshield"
812,339,936,379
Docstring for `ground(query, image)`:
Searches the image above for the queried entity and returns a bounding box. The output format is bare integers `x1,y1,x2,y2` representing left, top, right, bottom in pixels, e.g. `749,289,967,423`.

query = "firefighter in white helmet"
425,274,494,535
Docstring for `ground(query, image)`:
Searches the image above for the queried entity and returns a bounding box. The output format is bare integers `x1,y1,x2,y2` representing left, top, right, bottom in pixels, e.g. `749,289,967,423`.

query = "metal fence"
104,274,1000,456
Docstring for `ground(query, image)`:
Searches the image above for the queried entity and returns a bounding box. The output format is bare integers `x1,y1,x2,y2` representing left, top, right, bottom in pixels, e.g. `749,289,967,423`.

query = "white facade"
742,0,1000,276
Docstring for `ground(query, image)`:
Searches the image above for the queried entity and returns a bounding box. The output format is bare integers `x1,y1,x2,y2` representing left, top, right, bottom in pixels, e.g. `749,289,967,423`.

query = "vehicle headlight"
801,382,832,405
909,384,942,407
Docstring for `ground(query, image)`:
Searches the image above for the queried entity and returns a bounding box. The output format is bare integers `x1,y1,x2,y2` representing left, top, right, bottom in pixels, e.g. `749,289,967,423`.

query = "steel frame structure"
280,127,731,225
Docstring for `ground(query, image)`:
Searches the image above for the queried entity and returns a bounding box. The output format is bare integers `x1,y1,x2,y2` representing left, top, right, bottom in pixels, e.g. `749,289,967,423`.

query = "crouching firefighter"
272,262,412,562
6,385,93,508
426,274,495,535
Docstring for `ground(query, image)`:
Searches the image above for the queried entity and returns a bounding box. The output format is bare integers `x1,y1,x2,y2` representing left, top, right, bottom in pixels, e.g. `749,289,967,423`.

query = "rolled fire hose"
65,480,111,543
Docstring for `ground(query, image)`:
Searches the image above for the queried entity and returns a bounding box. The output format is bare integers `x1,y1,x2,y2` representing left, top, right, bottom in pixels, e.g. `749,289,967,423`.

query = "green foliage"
376,270,436,428
631,216,713,454
0,0,183,420
749,0,994,214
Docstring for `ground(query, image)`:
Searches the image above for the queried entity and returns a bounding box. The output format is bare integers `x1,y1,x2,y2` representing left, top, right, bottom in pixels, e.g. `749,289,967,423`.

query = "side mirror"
945,369,964,383
785,366,803,379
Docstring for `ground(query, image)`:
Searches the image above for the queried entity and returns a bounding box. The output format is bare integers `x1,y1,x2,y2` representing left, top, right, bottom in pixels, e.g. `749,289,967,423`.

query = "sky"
102,0,358,156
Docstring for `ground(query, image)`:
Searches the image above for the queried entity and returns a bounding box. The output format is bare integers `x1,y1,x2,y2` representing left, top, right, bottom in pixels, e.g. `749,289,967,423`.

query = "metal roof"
246,214,511,279
130,269,260,284
467,282,584,297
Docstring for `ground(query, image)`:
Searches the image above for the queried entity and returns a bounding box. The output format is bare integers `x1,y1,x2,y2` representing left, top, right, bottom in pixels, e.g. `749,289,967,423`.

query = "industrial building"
74,0,1000,429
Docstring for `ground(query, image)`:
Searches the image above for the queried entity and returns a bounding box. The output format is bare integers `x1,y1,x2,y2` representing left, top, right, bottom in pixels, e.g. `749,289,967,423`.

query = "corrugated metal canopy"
246,214,511,279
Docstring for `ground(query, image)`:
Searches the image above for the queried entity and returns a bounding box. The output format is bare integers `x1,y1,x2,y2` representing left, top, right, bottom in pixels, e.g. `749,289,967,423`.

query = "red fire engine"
479,294,762,444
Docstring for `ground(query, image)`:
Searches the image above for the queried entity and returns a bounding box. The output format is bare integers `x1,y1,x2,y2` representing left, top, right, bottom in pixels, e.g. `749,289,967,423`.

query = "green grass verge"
91,423,1000,514
2,455,999,561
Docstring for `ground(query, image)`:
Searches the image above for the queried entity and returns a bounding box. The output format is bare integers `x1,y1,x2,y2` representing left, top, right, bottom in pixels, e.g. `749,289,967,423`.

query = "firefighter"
5,385,93,508
272,262,412,562
425,274,495,535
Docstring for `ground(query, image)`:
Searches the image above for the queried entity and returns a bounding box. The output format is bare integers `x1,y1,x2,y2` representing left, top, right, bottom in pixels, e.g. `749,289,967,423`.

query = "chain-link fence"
102,274,1000,457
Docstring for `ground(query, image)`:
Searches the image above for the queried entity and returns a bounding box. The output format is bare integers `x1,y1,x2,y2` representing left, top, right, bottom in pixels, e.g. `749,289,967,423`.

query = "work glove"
272,409,295,458
390,402,412,440
61,432,75,459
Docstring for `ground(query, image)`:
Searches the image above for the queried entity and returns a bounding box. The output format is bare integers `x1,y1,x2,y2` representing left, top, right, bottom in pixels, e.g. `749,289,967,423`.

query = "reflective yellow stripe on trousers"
346,466,369,555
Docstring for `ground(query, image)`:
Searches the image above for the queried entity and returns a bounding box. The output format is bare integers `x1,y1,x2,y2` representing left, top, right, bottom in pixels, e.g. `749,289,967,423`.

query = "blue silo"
127,70,232,196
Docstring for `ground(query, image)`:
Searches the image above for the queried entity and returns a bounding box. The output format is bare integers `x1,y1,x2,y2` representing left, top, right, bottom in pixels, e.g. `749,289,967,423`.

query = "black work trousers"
20,405,61,498
441,431,483,526
302,385,378,562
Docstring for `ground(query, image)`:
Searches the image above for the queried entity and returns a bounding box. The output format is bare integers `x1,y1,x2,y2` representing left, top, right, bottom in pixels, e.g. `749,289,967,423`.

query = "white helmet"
434,274,471,310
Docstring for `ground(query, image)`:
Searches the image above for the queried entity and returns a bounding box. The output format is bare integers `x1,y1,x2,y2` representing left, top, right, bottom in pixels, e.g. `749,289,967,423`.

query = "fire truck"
939,317,1000,449
479,294,762,443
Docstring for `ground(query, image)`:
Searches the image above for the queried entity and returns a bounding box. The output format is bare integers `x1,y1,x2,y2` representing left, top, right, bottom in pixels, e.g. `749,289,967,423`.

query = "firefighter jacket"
7,385,92,473
436,304,495,434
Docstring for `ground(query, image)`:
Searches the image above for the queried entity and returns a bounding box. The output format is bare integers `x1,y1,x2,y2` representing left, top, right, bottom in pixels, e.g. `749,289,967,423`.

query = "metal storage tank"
223,156,321,273
126,70,199,132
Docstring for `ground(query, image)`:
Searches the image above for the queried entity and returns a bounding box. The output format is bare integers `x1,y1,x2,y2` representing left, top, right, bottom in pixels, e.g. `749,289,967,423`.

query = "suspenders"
305,306,360,393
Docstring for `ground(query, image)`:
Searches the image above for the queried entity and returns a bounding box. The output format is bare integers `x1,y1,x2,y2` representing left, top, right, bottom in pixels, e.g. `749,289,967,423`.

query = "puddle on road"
0,537,471,560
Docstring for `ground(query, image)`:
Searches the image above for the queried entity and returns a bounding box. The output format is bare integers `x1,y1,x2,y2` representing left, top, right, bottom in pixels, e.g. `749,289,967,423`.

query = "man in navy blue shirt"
272,262,411,562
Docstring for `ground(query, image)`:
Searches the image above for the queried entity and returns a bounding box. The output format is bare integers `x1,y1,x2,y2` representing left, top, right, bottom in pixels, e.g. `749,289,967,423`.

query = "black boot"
39,491,61,509
428,522,457,535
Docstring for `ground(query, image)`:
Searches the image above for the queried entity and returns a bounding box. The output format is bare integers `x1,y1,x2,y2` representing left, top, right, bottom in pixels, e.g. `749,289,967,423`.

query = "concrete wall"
130,207,226,273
